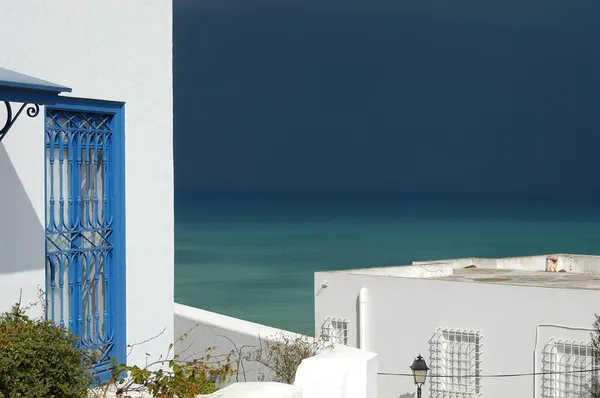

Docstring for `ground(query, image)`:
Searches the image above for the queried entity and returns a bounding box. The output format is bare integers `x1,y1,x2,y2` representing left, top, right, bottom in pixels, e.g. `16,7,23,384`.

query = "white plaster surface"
315,263,600,398
175,304,378,398
295,346,378,398
0,0,173,368
203,382,302,398
341,254,600,279
175,303,306,383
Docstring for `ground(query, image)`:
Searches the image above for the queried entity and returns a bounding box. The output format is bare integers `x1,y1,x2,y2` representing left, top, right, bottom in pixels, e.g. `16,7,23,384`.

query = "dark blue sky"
173,0,600,197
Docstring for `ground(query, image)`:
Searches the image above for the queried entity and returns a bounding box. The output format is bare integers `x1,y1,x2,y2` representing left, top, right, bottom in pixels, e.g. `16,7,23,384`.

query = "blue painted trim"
45,96,127,379
0,87,63,105
111,102,127,371
0,67,72,93
43,112,49,323
48,96,125,111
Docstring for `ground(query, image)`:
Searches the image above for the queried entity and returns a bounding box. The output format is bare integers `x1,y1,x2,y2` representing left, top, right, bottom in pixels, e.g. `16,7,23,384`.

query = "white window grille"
429,328,482,398
322,317,349,345
541,338,598,398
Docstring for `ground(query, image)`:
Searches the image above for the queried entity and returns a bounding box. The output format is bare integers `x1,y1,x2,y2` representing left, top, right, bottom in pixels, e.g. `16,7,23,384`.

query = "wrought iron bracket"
0,101,40,143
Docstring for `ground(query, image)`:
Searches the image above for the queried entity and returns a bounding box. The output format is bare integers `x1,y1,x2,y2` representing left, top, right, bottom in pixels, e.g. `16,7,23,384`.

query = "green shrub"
245,332,333,384
0,302,93,398
112,349,233,398
105,330,238,398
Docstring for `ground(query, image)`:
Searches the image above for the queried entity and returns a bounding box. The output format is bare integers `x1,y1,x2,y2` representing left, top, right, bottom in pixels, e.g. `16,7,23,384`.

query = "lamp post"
410,354,429,398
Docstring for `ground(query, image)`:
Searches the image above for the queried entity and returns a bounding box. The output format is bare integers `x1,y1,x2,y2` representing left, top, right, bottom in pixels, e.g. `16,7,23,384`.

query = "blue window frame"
44,97,126,380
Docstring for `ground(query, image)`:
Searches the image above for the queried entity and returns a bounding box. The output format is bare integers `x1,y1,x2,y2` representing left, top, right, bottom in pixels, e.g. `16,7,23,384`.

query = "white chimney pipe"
358,287,367,349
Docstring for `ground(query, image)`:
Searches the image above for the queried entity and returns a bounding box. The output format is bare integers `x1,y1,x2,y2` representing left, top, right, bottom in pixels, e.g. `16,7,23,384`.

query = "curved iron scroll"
0,101,40,142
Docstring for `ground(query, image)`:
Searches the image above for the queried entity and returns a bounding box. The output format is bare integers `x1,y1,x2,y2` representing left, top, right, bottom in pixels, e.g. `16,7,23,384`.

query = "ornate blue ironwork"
45,106,123,378
0,101,40,142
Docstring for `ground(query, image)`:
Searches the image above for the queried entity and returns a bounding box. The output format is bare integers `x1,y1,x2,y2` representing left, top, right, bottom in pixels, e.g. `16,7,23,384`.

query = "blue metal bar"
58,253,65,328
67,128,76,333
84,132,92,228
75,130,83,336
58,131,66,231
94,250,101,343
88,132,102,345
68,252,75,332
75,129,83,229
49,255,56,323
93,133,100,229
103,253,109,342
85,252,92,344
67,132,75,230
103,137,111,225
104,135,111,340
48,130,56,232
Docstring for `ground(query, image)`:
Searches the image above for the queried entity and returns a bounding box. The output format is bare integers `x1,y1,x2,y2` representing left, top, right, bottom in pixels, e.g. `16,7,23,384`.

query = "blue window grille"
44,98,126,380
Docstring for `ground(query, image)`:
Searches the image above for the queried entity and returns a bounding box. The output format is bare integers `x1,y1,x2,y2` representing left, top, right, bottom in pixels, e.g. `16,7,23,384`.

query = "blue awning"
0,67,71,105
0,67,73,142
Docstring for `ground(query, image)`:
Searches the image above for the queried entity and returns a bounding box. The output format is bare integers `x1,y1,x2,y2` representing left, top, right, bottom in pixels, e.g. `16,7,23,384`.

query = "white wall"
0,136,45,319
204,382,303,398
295,346,378,398
175,304,378,398
552,254,600,273
175,303,309,383
203,347,379,398
315,271,600,398
0,0,173,368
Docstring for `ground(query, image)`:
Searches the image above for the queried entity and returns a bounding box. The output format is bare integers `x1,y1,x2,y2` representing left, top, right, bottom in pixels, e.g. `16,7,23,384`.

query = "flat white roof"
429,267,600,289
330,254,600,290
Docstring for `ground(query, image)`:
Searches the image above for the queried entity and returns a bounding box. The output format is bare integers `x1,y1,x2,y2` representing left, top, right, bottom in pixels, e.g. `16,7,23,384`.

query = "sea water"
175,193,600,333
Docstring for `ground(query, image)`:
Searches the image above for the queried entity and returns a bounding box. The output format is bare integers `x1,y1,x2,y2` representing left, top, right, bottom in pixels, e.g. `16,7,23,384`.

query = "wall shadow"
0,144,45,274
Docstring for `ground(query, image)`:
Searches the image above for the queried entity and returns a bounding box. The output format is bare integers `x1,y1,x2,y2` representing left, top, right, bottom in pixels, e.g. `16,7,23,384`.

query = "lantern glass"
413,369,427,385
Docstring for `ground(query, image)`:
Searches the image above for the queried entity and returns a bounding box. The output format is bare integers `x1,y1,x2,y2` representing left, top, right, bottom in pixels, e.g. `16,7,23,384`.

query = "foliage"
589,375,600,398
0,300,93,398
0,289,239,398
592,314,600,359
590,314,600,397
245,332,333,384
102,328,238,398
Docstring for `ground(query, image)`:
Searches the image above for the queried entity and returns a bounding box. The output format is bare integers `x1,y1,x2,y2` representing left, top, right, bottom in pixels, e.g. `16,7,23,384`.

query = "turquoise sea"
174,194,600,333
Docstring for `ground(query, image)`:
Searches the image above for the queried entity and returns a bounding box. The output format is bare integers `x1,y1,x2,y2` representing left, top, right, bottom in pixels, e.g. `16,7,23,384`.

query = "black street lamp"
410,354,429,398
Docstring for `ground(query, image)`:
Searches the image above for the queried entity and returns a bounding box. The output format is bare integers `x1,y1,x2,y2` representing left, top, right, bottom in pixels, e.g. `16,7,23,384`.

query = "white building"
0,0,173,379
1,4,377,398
4,6,598,398
315,254,600,398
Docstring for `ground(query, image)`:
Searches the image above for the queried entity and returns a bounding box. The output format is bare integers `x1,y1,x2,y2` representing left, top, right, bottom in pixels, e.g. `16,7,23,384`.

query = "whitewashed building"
1,4,383,398
0,0,173,379
315,254,600,398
